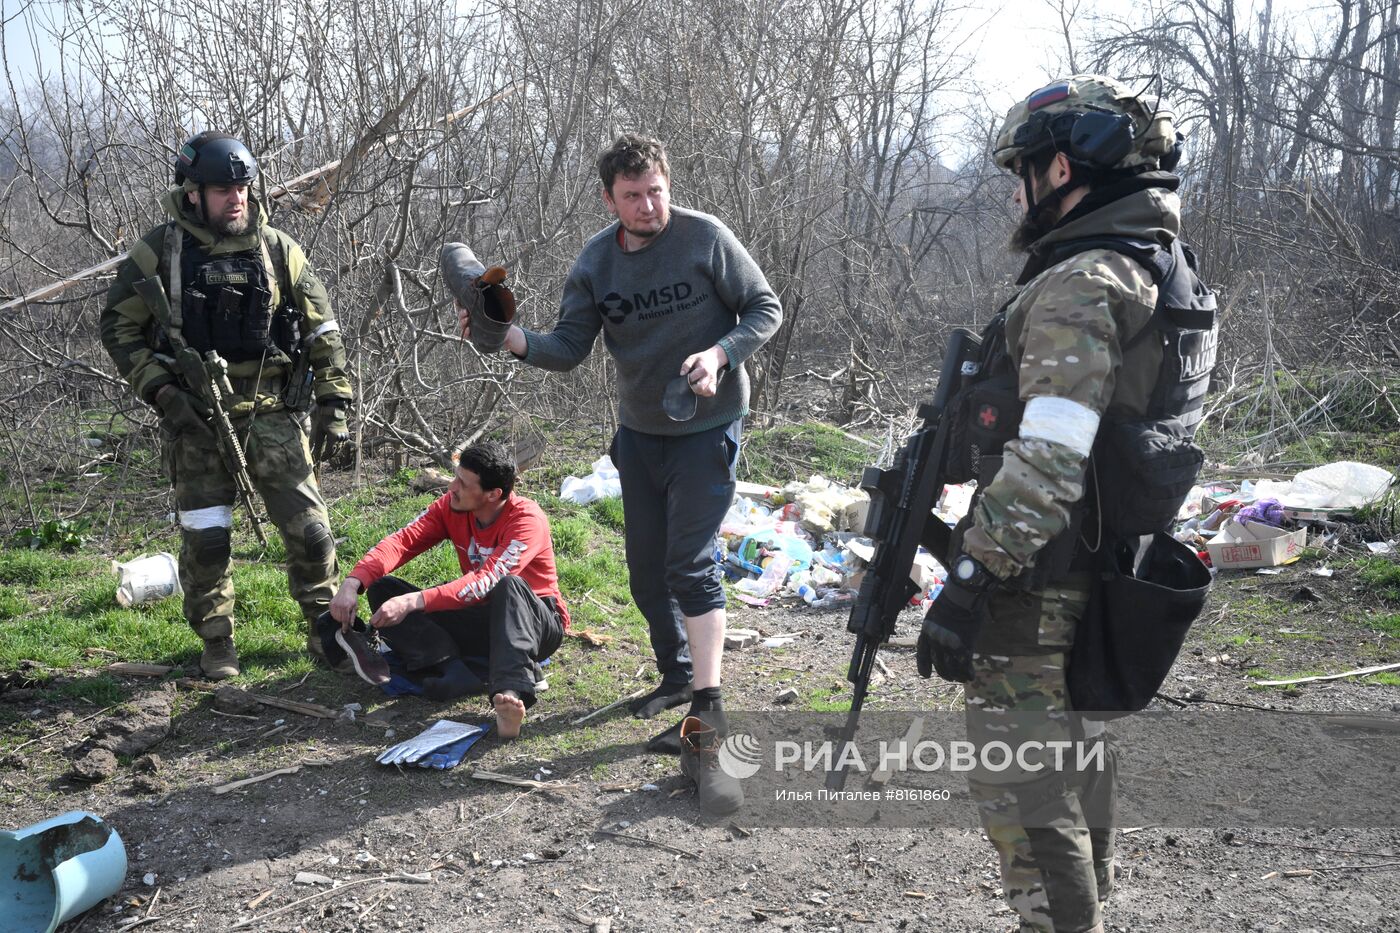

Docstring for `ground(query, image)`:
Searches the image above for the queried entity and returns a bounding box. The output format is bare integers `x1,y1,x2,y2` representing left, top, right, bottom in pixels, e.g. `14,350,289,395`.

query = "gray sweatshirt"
520,206,783,435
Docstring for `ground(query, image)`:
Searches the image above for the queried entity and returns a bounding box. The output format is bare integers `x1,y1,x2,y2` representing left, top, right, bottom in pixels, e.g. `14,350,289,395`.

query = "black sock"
688,686,722,714
688,688,726,736
422,658,483,701
629,681,693,719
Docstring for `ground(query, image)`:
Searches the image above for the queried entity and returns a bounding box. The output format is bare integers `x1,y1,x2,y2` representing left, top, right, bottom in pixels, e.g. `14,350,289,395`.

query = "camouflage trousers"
964,575,1116,933
162,408,337,640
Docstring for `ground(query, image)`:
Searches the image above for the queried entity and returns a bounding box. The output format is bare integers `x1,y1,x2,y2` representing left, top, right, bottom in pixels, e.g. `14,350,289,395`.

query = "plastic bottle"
796,583,820,605
810,589,855,610
736,552,794,597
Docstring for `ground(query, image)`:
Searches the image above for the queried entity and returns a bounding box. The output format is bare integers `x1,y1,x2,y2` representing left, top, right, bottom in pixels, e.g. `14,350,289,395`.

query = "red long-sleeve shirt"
348,492,570,628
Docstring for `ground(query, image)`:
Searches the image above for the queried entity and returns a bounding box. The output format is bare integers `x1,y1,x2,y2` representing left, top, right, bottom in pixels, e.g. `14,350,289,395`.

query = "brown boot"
199,637,239,680
679,715,744,816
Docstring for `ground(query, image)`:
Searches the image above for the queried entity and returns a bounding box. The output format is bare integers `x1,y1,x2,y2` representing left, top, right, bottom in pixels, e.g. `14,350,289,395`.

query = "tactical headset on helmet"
174,131,258,187
994,75,1182,218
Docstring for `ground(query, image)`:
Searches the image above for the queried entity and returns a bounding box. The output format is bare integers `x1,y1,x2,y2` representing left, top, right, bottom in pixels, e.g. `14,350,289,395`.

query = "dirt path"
4,559,1399,932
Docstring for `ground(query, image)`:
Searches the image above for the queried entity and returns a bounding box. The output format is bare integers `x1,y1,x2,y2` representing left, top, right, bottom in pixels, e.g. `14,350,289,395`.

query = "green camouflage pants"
964,576,1116,933
162,408,337,640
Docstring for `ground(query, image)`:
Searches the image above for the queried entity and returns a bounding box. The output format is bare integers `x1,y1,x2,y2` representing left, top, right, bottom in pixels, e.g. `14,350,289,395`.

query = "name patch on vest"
205,272,250,285
1179,329,1218,381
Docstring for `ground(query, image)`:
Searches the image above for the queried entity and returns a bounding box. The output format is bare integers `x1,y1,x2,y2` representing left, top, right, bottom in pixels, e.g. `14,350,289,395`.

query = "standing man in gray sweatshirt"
456,134,782,815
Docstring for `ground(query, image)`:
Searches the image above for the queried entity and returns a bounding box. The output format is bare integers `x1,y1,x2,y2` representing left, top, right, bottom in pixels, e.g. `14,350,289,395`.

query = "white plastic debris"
560,455,622,504
1251,461,1394,512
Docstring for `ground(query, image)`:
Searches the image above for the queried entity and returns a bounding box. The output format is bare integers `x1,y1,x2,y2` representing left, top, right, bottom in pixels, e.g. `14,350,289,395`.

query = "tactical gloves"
917,554,996,683
311,399,351,463
441,242,516,353
156,386,214,441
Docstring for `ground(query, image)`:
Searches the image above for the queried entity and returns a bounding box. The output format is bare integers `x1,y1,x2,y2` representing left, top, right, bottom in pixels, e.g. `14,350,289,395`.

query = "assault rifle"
133,277,269,550
826,328,980,791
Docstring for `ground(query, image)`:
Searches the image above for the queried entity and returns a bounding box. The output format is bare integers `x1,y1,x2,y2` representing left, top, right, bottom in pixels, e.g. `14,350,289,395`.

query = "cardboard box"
1206,520,1307,569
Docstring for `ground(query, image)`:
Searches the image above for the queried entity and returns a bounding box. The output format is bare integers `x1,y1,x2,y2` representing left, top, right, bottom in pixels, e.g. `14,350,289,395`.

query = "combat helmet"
174,131,259,187
994,75,1180,175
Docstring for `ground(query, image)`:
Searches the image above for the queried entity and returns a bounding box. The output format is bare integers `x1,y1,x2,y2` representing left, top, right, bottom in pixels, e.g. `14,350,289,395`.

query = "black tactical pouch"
1091,417,1204,537
945,380,1022,484
1067,531,1211,717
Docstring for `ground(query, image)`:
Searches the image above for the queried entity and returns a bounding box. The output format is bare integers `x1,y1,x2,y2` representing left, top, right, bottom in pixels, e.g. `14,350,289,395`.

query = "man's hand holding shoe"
917,553,997,683
311,399,351,463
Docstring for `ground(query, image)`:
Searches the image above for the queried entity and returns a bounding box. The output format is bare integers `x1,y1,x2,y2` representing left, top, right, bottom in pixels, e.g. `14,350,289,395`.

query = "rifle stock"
133,276,269,550
826,328,980,791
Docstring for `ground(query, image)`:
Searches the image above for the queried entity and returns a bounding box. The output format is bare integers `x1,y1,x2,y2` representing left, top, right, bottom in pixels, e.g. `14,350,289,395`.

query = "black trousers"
367,574,564,707
610,420,740,686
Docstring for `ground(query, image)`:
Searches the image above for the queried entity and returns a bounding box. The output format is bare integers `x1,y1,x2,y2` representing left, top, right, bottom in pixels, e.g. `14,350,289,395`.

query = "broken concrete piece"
725,629,761,650
775,687,799,705
294,871,334,885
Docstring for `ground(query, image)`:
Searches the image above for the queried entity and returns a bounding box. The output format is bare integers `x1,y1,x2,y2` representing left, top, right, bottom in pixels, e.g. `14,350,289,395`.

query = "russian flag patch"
1028,82,1072,111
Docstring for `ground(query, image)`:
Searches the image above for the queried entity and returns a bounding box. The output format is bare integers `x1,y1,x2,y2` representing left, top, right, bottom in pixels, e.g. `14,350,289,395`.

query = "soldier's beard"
1009,202,1061,253
212,213,252,237
1008,166,1062,253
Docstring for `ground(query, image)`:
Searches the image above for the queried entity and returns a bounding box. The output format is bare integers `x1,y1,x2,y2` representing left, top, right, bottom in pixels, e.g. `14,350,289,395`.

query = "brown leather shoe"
679,715,744,816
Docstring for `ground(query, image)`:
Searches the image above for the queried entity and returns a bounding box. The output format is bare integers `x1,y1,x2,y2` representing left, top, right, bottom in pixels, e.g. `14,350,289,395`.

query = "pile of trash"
1175,460,1396,569
559,455,1397,605
715,475,964,611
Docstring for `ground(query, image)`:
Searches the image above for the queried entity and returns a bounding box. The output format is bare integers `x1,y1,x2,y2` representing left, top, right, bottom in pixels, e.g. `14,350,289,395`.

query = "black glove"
917,554,996,683
311,400,351,463
155,386,213,441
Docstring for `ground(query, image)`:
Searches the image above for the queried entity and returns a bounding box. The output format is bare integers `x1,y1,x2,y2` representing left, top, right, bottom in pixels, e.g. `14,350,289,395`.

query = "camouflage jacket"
100,189,352,415
965,185,1182,580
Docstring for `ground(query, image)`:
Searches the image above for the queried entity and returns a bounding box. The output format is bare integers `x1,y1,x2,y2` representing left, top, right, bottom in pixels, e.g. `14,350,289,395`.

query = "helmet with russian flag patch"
993,74,1179,173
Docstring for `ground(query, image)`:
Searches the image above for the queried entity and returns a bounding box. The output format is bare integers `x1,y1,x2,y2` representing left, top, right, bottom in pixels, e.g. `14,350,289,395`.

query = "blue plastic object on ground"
0,811,127,933
731,529,814,574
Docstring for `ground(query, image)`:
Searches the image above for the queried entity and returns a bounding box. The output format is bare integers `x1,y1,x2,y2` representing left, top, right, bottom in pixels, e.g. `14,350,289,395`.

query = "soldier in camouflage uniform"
101,132,354,679
916,77,1213,932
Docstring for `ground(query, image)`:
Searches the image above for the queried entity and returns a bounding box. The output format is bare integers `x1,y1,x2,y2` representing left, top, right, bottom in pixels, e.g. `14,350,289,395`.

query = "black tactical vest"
176,232,298,363
948,235,1218,585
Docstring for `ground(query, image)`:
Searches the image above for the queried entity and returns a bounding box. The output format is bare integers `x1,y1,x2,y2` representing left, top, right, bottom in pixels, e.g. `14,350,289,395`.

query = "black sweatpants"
610,420,740,686
367,574,564,707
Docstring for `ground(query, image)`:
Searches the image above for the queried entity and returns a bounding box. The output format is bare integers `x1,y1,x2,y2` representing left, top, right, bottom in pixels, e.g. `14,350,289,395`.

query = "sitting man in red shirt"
329,441,569,738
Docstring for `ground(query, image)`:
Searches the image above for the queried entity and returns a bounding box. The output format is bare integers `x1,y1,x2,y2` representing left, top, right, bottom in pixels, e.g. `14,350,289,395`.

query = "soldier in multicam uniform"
916,77,1216,932
101,132,354,679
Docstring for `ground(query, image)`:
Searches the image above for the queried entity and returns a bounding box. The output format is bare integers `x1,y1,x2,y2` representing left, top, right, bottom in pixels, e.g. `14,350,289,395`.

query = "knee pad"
295,518,335,562
189,526,231,565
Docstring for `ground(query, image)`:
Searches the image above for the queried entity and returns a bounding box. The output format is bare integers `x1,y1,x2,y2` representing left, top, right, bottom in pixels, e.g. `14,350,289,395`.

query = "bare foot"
492,691,526,739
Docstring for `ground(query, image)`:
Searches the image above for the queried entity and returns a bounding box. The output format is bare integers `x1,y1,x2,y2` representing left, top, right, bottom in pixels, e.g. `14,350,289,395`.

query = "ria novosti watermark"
714,710,1400,829
720,733,1107,779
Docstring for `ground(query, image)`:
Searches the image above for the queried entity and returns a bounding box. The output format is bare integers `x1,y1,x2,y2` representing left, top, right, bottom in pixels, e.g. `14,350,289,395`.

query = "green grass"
0,458,657,760
742,423,875,486
1274,630,1326,642
1366,672,1400,687
1354,556,1400,604
1362,612,1400,638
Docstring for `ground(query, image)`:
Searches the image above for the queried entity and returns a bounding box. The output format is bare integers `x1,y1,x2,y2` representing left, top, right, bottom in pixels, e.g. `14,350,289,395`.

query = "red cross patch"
977,404,999,429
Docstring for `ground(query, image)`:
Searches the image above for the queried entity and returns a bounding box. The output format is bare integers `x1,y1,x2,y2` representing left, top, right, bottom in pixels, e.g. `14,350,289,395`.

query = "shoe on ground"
199,636,240,680
679,715,743,816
